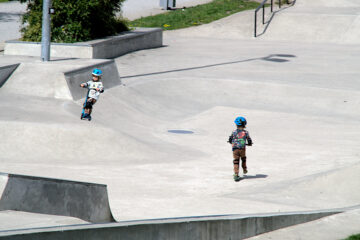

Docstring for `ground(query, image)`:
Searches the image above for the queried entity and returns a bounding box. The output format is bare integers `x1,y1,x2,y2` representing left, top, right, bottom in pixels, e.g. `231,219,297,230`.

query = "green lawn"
344,234,360,240
129,0,261,30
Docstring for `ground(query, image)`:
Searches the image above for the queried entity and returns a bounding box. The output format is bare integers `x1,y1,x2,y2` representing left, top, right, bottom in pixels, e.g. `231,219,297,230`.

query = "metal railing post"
254,11,257,37
271,0,273,12
262,5,265,24
41,0,51,61
279,0,281,8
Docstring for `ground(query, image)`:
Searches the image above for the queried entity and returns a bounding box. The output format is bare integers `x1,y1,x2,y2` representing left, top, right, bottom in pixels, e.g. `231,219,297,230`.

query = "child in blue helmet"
228,116,253,182
80,68,104,120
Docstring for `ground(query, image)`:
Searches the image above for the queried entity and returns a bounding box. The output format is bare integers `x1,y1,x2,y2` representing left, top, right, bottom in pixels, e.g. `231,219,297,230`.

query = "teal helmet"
92,68,102,77
234,116,247,126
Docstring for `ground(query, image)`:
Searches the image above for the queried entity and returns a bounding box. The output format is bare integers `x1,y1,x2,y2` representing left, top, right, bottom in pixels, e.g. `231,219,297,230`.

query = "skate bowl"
1,0,360,238
0,173,115,223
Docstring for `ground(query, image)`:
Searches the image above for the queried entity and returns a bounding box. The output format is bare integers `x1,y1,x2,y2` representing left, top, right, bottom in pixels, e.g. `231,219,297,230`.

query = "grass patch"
344,234,360,240
129,0,260,30
0,0,10,2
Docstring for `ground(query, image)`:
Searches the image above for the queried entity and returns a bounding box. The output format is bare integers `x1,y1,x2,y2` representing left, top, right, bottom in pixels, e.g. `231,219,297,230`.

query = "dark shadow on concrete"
168,130,194,134
0,12,23,22
121,54,297,79
49,58,78,62
243,174,268,179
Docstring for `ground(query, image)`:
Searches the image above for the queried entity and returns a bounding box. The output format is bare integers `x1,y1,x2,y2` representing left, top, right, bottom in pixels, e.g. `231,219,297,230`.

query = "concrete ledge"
0,64,19,88
0,209,343,239
0,173,115,223
4,28,162,59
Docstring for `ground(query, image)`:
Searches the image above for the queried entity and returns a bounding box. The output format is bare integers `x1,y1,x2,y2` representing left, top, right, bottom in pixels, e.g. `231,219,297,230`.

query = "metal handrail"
254,0,290,37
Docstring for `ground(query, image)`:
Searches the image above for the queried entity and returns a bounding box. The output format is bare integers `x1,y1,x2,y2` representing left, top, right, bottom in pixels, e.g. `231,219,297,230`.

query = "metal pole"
271,0,273,12
262,5,265,24
41,0,51,61
254,11,257,37
279,0,281,8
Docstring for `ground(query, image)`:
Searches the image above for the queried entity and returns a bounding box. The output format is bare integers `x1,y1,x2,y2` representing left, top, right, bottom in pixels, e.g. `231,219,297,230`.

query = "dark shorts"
233,148,246,160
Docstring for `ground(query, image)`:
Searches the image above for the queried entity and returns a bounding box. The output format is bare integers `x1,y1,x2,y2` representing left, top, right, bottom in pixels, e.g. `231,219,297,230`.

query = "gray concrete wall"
0,210,341,240
64,60,121,100
0,64,19,88
0,173,115,223
4,28,162,59
91,28,163,59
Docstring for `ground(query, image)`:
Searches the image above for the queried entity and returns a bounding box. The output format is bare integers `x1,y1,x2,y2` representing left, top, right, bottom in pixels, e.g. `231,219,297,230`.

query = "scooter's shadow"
242,174,268,179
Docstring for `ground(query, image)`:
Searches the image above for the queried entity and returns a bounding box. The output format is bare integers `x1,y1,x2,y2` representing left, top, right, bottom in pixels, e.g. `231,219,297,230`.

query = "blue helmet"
92,68,102,77
234,116,247,126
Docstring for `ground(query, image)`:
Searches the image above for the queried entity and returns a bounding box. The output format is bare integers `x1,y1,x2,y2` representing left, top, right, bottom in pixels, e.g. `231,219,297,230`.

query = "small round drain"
168,130,194,134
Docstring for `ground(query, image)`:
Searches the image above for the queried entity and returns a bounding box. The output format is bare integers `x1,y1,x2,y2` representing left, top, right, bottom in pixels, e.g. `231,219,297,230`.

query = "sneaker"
233,174,241,182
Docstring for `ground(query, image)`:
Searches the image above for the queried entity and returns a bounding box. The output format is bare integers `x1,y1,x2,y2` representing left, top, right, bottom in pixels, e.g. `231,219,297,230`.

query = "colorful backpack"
232,129,248,149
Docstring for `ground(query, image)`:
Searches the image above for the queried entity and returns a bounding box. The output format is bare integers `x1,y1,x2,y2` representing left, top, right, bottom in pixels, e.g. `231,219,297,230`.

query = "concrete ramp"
261,6,360,44
0,58,121,100
172,0,360,44
0,173,115,223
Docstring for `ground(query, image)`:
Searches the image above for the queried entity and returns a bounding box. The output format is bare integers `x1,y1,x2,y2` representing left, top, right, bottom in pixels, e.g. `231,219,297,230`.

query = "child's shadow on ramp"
243,174,268,179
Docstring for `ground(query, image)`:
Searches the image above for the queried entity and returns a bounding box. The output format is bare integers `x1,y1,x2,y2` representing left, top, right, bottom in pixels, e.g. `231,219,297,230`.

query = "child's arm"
246,131,253,146
228,131,235,144
80,82,89,88
96,82,104,93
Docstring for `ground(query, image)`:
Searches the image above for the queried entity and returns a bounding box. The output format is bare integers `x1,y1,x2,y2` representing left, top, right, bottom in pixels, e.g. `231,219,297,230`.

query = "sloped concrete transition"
0,0,360,239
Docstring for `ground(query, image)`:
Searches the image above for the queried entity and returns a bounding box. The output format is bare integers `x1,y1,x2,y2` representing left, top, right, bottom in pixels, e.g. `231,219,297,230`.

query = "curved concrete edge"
64,60,121,100
0,64,19,88
4,28,163,59
0,208,351,240
0,173,115,224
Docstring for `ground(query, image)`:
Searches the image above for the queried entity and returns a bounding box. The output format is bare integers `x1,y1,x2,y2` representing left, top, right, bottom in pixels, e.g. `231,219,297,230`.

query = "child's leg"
241,157,247,174
239,148,247,173
84,98,96,115
233,149,240,176
89,99,96,115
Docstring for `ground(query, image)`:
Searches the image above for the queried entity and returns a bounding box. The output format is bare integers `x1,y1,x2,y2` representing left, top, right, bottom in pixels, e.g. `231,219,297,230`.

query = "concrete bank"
4,28,162,59
0,173,115,223
0,57,121,100
0,209,342,240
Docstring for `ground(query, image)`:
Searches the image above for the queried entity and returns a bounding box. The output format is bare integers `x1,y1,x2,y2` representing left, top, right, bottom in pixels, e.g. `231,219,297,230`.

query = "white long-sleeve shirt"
82,80,104,100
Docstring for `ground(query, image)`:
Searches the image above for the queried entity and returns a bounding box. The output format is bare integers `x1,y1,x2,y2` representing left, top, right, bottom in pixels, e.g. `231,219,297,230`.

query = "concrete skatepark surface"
1,0,360,239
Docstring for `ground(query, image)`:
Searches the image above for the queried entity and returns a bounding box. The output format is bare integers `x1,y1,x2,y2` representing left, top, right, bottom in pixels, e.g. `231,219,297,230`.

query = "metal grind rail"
254,0,292,37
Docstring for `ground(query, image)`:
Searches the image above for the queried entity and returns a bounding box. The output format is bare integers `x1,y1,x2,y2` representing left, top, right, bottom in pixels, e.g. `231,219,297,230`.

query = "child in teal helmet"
80,68,104,120
228,116,253,182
